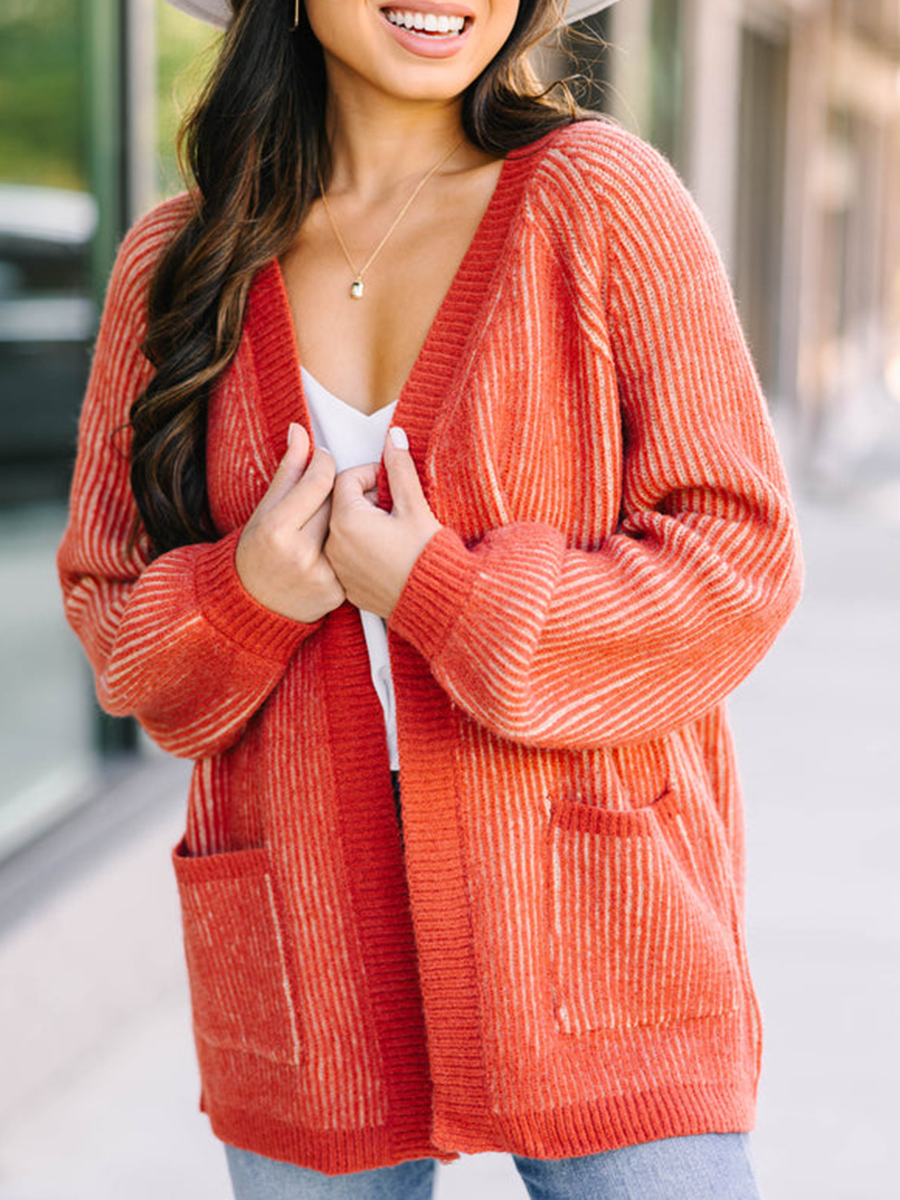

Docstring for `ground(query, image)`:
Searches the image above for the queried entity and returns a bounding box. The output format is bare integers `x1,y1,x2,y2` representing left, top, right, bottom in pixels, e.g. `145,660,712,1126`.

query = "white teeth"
384,9,467,35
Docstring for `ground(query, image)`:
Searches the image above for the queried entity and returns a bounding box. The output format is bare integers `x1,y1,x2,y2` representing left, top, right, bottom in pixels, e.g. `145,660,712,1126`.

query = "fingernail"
390,426,409,451
287,422,300,447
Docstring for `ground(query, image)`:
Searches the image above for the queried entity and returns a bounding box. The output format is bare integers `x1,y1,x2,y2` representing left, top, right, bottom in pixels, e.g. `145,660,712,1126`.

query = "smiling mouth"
381,7,471,37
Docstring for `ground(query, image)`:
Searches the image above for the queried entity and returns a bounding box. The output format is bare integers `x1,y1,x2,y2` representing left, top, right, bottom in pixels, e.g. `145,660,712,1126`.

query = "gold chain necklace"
317,139,463,300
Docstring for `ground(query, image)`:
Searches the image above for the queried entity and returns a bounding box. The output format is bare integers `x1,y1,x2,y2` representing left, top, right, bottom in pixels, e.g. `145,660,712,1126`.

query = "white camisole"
301,365,400,770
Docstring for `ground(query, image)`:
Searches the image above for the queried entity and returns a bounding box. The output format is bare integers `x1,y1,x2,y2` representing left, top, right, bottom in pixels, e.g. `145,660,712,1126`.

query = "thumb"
383,426,428,516
256,422,310,516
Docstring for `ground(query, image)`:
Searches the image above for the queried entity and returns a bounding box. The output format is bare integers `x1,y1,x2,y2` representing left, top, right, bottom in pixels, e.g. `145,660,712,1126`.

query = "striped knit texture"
58,120,802,1172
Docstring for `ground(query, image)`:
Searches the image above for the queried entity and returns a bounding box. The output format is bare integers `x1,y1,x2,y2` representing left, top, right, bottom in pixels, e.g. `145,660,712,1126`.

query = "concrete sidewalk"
0,495,896,1200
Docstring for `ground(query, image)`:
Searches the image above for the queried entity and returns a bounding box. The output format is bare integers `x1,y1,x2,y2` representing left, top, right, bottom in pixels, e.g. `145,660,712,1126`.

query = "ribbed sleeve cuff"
194,529,320,662
388,527,478,664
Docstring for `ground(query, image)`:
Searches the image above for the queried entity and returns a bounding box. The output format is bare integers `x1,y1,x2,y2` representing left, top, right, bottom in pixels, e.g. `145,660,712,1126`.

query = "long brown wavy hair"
131,0,586,555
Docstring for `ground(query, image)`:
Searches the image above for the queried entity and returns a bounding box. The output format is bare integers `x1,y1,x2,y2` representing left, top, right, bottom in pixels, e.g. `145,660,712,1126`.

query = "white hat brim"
563,0,620,21
163,0,620,31
165,0,229,28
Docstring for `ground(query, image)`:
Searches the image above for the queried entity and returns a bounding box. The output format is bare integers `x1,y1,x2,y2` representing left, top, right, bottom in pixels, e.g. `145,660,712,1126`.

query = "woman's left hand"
325,428,443,619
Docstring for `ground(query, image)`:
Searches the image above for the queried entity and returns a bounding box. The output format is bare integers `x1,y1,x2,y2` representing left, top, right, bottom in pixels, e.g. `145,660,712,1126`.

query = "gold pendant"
350,278,364,300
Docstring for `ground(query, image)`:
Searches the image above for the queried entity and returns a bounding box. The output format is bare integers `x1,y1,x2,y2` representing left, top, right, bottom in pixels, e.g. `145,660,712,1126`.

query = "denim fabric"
225,1146,436,1199
225,1133,761,1199
513,1133,761,1199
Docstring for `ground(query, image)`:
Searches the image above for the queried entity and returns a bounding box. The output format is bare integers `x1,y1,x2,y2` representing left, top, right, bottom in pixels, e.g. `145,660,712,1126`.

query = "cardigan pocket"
547,787,742,1035
172,837,303,1066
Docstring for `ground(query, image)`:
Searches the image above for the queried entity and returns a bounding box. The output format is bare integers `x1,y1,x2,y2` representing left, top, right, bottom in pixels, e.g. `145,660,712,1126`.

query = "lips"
382,7,469,35
378,3,475,57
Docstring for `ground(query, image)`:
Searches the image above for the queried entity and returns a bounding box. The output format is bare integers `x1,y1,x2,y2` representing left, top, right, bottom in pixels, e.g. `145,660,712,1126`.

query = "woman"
58,0,802,1196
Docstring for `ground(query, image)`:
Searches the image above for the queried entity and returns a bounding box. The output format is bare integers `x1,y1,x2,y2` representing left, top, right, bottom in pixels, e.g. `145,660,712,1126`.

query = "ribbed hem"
435,1081,757,1159
388,528,477,663
194,529,320,661
204,1099,456,1177
199,1049,753,1172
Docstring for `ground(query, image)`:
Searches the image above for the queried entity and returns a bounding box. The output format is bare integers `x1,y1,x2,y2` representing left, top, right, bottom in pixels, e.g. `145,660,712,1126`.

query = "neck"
323,68,470,200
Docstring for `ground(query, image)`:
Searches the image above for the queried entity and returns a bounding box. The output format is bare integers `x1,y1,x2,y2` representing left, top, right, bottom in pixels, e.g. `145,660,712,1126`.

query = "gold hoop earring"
290,0,299,31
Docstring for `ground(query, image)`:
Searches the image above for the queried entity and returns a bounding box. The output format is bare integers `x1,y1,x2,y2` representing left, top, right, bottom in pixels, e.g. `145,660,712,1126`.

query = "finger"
383,427,429,516
278,446,337,529
254,423,311,517
333,462,379,504
302,494,332,549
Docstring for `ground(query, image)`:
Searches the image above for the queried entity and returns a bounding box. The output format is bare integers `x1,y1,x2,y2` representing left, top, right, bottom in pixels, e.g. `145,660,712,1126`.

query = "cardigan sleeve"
389,130,803,750
57,203,319,760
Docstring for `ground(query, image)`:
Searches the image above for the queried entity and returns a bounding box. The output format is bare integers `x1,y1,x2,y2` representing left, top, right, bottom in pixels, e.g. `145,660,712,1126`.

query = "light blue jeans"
225,1133,762,1198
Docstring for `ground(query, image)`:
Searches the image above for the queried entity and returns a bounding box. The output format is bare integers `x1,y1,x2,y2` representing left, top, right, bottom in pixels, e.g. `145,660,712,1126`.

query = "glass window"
0,0,97,854
0,0,215,856
0,0,94,503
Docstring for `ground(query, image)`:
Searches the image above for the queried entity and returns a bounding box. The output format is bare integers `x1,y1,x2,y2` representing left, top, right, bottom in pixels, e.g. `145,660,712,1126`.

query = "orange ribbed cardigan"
58,121,802,1173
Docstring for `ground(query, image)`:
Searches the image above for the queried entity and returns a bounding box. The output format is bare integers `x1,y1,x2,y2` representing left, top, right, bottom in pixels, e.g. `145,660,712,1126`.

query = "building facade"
596,0,900,498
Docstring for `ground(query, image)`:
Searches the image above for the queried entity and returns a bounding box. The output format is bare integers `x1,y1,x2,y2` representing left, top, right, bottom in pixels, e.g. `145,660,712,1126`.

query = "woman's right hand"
235,423,346,623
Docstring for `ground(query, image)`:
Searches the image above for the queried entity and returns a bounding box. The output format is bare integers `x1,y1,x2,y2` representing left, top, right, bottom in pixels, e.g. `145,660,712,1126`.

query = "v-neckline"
301,364,399,422
243,132,553,474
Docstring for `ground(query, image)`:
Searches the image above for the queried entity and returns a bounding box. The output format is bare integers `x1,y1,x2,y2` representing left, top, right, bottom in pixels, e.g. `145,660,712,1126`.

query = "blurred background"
0,1,897,1197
